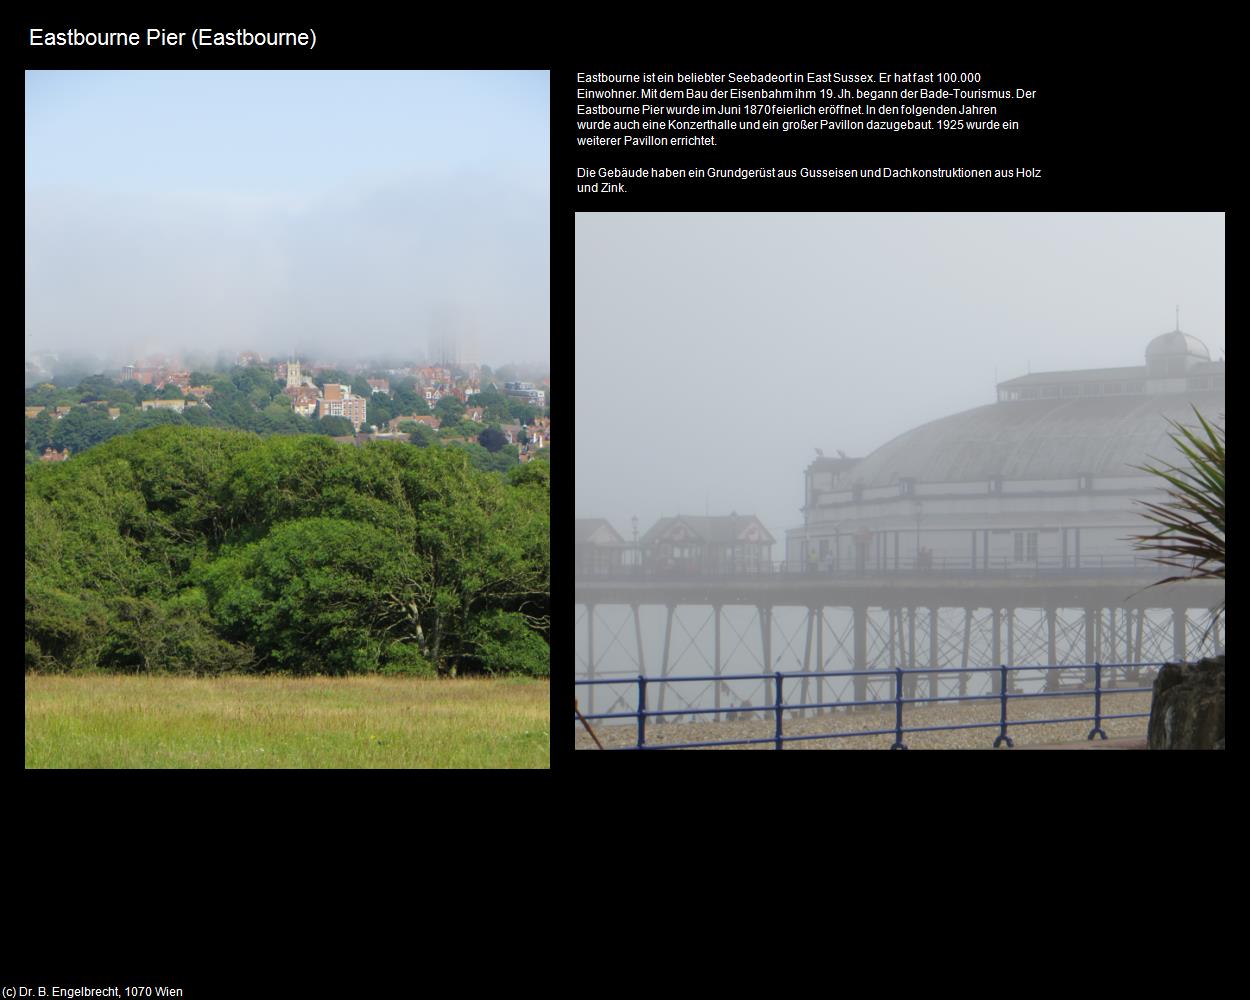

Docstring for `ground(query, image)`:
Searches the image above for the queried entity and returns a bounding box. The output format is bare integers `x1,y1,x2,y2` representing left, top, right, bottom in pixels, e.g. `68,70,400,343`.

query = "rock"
1147,655,1225,749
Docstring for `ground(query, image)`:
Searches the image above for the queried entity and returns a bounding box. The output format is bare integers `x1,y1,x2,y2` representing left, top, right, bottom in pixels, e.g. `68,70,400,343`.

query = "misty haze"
575,212,1224,749
25,70,549,373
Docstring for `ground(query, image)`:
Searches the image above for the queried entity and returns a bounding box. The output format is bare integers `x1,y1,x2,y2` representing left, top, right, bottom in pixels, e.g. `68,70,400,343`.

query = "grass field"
25,675,549,768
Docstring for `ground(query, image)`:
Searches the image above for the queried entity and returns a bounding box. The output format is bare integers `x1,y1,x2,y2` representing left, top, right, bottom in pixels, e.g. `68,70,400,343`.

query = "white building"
786,328,1225,573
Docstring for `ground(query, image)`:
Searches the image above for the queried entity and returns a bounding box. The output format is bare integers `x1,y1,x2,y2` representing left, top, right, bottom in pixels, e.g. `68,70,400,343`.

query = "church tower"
286,357,301,389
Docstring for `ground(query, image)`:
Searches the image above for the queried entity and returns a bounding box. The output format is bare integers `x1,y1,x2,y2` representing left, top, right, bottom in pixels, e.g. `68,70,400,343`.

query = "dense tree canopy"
26,426,549,678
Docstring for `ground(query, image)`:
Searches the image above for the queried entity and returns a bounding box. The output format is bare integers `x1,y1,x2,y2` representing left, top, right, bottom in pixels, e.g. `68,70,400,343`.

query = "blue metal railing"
574,661,1159,750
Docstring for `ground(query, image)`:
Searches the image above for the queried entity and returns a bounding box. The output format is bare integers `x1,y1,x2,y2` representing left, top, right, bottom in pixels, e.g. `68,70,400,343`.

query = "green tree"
51,405,117,453
435,395,466,425
200,517,414,674
316,415,356,436
478,425,508,453
380,447,549,675
399,422,437,447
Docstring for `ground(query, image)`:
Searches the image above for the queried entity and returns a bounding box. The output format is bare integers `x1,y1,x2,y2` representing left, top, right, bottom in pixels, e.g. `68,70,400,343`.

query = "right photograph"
575,212,1225,750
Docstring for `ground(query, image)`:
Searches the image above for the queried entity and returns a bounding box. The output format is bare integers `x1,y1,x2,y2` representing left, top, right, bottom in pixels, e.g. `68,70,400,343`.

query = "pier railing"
574,661,1159,750
576,555,1160,581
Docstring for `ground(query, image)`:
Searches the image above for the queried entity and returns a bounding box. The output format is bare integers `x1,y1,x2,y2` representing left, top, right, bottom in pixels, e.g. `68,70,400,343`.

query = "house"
465,406,485,423
25,406,45,420
366,378,390,395
140,399,187,412
527,417,550,448
54,405,72,419
107,407,121,420
186,385,213,400
317,384,367,431
575,519,626,575
388,414,440,432
156,371,191,392
39,446,70,462
504,381,545,407
641,514,776,575
283,385,320,417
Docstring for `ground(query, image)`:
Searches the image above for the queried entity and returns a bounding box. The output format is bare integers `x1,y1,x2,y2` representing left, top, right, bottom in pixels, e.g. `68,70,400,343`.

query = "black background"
21,18,1225,794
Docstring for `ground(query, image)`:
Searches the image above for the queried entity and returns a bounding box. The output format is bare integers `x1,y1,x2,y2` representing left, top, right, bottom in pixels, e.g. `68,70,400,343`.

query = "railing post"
891,667,908,750
637,674,647,748
774,672,784,750
1087,662,1108,740
993,664,1014,748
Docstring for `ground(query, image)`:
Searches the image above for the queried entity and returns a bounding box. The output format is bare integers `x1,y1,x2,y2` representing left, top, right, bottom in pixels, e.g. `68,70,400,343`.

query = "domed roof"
847,390,1224,488
1146,330,1210,361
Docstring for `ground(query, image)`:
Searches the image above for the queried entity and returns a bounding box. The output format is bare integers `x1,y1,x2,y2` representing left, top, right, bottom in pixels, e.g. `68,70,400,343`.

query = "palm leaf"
1127,408,1225,638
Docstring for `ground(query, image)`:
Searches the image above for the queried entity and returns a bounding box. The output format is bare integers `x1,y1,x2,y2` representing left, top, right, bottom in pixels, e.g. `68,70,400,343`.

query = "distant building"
186,385,213,400
318,384,367,431
156,371,191,392
504,381,545,407
54,405,72,419
107,407,121,420
641,514,776,575
39,446,70,463
141,399,187,412
787,327,1226,572
283,385,319,417
465,406,485,423
366,378,390,395
25,406,45,420
389,414,440,432
576,519,626,575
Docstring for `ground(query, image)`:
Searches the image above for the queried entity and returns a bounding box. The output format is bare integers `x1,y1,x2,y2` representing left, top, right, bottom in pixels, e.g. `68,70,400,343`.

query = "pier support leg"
960,607,972,697
991,607,1002,694
1045,606,1058,692
658,604,674,723
632,604,646,676
905,606,917,701
928,607,939,701
1006,608,1017,693
801,608,814,718
1134,608,1145,667
1084,608,1096,687
854,604,868,706
587,604,596,714
759,606,773,713
816,608,825,715
1173,608,1186,662
1107,608,1117,688
713,604,722,722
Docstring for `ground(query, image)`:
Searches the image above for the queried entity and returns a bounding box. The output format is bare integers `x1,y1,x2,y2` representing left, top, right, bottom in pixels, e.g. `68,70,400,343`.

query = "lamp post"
631,514,639,574
914,499,922,569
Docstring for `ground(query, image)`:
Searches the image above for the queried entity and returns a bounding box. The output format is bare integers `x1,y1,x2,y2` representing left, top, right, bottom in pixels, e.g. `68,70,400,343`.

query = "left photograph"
25,70,551,768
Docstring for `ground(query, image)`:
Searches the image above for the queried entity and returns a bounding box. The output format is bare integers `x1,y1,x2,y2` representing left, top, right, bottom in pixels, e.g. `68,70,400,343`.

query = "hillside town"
24,350,550,469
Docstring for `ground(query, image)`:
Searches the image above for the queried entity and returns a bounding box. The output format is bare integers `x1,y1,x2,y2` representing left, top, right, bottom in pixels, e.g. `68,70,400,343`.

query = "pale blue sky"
25,70,549,365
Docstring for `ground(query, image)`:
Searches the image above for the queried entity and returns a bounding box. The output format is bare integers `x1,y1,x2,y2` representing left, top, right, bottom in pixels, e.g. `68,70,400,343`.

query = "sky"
575,212,1226,543
25,70,549,368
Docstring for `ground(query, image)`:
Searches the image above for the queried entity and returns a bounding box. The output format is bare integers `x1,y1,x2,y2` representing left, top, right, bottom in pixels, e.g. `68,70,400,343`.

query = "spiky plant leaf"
1128,407,1224,625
